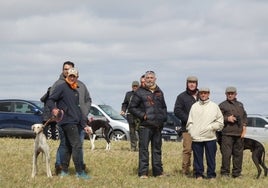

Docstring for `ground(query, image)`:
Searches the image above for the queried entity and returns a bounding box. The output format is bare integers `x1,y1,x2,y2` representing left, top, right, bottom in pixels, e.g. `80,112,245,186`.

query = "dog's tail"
107,120,114,136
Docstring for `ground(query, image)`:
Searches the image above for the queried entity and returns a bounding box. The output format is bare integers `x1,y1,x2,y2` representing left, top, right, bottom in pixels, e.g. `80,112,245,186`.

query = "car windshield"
30,101,44,110
98,104,125,120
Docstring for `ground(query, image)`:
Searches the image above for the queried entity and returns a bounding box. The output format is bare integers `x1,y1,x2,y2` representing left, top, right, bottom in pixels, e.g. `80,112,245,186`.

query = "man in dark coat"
121,81,140,151
128,71,167,179
174,76,199,176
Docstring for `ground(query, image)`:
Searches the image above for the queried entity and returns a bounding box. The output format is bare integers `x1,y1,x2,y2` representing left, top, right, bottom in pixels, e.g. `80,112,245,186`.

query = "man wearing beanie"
219,86,247,178
174,76,199,176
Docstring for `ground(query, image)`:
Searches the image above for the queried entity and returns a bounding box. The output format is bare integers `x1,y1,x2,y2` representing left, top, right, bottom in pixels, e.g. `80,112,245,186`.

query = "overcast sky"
0,0,267,114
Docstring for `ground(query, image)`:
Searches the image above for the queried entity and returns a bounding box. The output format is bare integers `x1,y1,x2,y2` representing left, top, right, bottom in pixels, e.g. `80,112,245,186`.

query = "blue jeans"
55,125,85,171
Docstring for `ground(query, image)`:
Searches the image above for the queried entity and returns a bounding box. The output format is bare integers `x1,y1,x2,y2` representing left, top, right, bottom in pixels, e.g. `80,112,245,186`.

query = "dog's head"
31,124,44,134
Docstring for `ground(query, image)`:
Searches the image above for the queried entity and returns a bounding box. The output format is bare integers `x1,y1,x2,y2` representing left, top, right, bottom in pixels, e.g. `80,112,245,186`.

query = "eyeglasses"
226,92,235,95
145,70,155,74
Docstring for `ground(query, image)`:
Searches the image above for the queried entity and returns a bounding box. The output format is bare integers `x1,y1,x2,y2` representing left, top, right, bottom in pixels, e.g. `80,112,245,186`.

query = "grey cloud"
0,0,267,114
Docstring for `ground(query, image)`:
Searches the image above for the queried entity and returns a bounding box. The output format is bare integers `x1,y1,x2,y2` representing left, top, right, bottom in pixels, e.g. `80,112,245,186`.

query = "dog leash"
43,117,56,127
43,109,64,127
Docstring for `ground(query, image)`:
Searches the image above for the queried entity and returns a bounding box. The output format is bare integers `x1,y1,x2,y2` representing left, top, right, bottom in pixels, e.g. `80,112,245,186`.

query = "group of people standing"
41,64,247,180
174,76,247,179
122,74,247,180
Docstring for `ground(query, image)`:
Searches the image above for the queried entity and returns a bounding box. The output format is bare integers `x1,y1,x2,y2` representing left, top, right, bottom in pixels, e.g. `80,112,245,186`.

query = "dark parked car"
162,112,182,141
0,99,43,138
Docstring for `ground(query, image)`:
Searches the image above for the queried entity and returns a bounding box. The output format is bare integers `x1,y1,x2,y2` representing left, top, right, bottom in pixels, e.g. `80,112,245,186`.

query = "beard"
145,81,154,88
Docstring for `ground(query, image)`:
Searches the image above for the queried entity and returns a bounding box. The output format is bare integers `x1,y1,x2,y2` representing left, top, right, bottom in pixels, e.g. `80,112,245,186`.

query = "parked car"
88,104,130,141
245,114,268,143
162,112,182,142
0,99,43,138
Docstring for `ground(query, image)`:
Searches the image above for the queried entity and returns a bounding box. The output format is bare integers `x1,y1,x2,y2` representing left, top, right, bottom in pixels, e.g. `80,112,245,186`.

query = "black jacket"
128,85,167,128
174,89,198,132
121,90,136,124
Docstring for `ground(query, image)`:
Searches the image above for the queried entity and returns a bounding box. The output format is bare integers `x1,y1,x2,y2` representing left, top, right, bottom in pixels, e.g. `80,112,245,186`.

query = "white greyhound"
31,123,52,178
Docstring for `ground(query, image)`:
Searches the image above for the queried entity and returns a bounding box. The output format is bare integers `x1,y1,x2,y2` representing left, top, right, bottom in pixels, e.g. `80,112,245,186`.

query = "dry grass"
0,138,268,188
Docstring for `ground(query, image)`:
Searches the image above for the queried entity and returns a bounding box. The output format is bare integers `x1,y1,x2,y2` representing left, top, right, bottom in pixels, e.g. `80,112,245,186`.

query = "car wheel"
46,125,59,140
110,130,127,141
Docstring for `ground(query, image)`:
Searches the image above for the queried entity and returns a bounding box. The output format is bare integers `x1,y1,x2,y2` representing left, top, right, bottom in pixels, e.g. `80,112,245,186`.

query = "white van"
89,104,130,141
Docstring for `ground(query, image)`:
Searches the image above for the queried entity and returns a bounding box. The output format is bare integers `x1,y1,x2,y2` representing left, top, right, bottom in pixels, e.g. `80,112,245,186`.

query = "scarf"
65,78,78,89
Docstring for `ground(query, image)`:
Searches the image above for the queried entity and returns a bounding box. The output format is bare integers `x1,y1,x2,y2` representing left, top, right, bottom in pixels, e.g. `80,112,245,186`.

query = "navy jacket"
47,81,87,128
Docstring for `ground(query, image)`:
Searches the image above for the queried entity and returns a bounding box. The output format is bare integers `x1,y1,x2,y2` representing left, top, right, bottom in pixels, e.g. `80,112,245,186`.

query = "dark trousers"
129,122,138,150
192,140,217,178
220,135,243,177
138,126,163,177
60,124,83,174
55,126,85,169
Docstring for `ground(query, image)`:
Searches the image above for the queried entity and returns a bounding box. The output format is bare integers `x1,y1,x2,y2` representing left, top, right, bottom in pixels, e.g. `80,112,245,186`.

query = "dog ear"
31,124,35,131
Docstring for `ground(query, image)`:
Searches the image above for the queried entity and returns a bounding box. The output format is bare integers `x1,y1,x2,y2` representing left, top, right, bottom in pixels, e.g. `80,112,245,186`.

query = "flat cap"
225,86,237,93
132,81,139,86
199,87,210,92
187,76,198,82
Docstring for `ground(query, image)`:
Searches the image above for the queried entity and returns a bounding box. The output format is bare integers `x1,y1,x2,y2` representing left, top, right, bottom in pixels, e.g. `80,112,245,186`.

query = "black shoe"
232,174,242,179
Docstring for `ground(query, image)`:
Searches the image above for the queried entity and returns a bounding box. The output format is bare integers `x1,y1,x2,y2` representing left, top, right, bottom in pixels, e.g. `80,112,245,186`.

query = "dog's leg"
104,127,111,150
31,152,37,178
90,134,96,150
45,149,52,177
252,150,262,179
259,148,268,177
106,143,111,150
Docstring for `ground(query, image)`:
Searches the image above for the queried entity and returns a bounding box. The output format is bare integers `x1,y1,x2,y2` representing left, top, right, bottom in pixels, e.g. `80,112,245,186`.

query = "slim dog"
87,119,114,150
217,131,268,178
31,123,52,178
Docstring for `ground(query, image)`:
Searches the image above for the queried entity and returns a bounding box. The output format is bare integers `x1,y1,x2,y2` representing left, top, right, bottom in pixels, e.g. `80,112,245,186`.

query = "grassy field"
0,138,268,188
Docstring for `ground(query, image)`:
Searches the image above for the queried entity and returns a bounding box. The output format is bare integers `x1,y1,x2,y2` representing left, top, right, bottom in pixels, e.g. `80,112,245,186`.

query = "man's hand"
241,126,246,138
227,115,237,123
84,126,92,134
52,108,60,117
